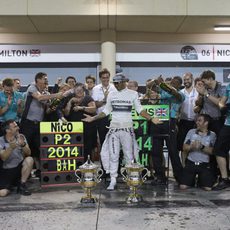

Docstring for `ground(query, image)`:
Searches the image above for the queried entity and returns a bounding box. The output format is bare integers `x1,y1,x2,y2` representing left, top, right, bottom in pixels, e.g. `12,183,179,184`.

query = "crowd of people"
0,68,229,196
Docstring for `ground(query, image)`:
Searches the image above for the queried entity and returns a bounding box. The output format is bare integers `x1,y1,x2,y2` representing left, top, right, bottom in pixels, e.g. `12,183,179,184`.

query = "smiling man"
20,72,63,177
83,73,161,190
0,120,33,196
178,73,198,165
180,114,216,191
0,78,24,135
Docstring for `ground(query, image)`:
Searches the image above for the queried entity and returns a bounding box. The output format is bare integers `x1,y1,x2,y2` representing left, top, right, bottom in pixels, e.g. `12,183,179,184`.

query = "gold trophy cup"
121,160,149,203
75,155,103,203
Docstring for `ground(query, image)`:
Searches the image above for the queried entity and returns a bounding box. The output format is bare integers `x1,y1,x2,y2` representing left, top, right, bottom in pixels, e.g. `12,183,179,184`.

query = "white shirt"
103,88,143,128
180,87,198,121
92,83,117,114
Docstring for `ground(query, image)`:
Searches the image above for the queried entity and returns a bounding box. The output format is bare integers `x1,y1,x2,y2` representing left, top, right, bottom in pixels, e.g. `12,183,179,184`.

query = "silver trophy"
121,159,149,203
75,155,103,203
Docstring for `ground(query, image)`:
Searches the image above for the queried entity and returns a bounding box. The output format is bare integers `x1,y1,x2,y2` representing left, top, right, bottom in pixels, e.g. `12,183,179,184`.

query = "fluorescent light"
214,26,230,31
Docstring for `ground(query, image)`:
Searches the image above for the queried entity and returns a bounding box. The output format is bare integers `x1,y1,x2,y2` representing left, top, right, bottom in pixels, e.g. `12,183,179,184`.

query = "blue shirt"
160,89,185,119
0,91,23,122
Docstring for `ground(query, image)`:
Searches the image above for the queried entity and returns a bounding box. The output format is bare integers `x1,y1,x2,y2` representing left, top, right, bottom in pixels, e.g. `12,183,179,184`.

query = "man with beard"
0,120,33,196
178,73,198,165
180,114,216,191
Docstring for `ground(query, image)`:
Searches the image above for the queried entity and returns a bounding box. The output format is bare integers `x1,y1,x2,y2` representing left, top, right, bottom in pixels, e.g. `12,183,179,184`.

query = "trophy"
121,159,149,203
75,155,103,203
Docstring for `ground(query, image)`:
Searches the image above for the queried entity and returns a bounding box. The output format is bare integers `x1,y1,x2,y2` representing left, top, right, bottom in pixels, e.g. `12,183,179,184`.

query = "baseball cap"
112,74,129,83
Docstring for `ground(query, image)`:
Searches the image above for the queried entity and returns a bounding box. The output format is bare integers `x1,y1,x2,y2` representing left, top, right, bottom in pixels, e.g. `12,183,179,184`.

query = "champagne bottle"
50,98,61,108
159,82,173,93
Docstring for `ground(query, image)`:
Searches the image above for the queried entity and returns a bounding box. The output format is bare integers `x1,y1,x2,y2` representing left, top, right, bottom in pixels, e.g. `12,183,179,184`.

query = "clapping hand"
16,134,26,147
196,84,207,96
191,140,202,151
9,140,17,149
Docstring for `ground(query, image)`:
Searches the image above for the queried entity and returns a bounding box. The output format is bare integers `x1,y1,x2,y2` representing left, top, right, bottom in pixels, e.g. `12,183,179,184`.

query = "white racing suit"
100,88,144,178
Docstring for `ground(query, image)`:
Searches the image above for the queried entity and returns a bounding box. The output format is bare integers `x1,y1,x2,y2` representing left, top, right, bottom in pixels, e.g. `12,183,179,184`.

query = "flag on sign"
30,49,41,57
155,107,168,117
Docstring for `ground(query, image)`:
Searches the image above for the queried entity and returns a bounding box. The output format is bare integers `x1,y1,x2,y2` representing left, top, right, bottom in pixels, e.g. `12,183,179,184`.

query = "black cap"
112,74,129,83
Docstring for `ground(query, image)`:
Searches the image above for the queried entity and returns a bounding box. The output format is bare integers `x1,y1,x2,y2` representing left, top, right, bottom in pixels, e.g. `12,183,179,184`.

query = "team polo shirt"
25,84,46,122
201,82,226,119
184,129,216,163
0,91,23,122
0,136,25,169
103,88,143,128
224,83,230,126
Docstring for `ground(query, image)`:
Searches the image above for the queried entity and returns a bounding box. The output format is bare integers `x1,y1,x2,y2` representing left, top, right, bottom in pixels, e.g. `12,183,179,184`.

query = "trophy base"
80,196,98,203
126,194,143,204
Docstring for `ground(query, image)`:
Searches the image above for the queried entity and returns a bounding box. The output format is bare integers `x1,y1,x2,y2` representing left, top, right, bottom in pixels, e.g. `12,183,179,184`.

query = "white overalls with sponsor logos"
100,87,144,178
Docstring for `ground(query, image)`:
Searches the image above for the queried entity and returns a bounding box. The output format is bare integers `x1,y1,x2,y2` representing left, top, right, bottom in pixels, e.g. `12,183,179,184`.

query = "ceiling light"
214,26,230,31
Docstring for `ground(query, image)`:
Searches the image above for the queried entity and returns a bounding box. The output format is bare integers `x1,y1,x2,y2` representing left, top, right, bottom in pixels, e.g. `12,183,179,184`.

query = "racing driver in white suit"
82,74,161,190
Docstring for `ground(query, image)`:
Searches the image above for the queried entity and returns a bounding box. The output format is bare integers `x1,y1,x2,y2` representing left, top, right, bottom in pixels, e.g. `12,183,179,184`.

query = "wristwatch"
205,93,210,98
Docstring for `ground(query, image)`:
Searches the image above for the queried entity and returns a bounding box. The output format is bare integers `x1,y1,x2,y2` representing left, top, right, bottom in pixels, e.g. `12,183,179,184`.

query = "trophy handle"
74,169,81,183
141,168,149,182
120,167,128,182
96,168,103,182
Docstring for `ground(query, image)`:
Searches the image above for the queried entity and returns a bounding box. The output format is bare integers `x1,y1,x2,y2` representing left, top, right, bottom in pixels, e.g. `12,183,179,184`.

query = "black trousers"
20,119,40,159
177,119,195,152
151,119,183,182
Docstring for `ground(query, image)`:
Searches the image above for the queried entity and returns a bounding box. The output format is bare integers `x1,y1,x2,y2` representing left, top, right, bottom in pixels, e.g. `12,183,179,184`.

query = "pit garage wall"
0,44,230,85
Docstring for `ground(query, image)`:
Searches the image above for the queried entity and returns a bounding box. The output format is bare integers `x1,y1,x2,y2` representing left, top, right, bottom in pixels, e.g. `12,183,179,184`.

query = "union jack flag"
30,49,41,57
155,107,168,117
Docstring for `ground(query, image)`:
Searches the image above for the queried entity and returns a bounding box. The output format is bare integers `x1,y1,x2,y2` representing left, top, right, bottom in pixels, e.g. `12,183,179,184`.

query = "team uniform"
100,88,143,178
181,129,216,188
0,136,26,190
20,84,47,158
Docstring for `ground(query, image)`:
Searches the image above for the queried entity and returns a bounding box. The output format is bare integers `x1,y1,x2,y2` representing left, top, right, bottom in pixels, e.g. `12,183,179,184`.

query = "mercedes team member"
82,73,161,190
0,120,33,196
180,114,216,191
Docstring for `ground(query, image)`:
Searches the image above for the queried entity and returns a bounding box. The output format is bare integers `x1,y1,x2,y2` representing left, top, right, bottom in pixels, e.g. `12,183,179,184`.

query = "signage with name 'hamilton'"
40,122,84,188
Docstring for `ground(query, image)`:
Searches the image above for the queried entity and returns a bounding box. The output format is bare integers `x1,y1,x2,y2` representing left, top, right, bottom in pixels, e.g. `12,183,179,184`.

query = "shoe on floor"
107,178,116,190
17,183,31,196
213,178,230,190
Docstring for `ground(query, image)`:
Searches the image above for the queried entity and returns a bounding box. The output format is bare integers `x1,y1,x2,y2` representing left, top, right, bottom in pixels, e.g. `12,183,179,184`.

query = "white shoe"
107,178,116,191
